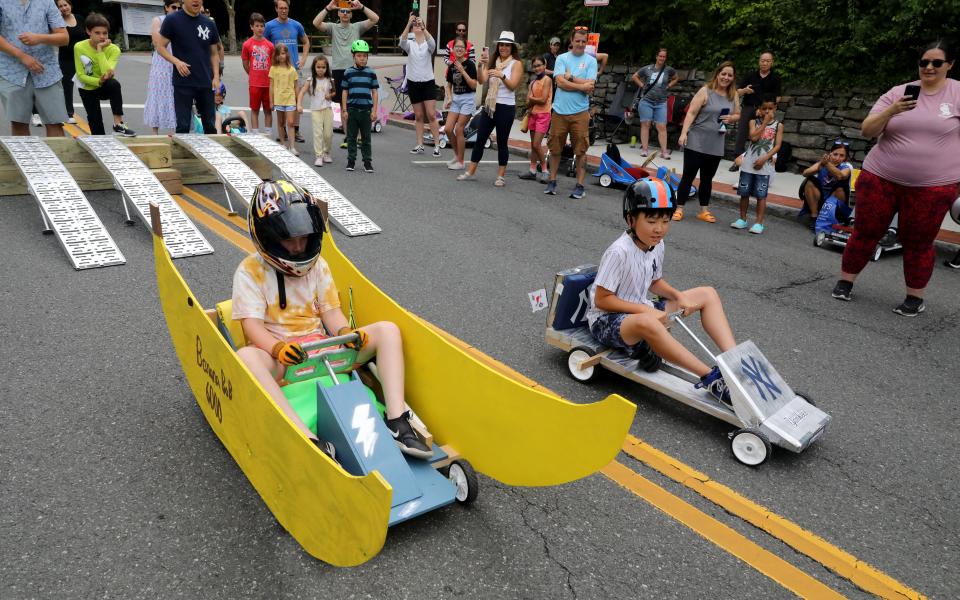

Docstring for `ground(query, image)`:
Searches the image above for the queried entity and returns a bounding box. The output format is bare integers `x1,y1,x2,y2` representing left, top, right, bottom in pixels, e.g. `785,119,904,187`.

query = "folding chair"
386,66,410,113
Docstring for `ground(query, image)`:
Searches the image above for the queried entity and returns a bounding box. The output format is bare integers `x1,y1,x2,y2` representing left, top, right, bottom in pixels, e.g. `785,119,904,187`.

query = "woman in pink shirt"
831,41,959,317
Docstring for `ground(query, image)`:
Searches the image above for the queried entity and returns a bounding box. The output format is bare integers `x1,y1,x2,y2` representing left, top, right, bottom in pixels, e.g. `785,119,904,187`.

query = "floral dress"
143,15,177,130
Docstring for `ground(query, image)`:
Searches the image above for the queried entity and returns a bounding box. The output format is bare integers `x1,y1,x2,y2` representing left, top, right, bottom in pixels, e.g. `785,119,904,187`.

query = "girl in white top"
456,31,523,187
399,12,442,156
298,55,336,166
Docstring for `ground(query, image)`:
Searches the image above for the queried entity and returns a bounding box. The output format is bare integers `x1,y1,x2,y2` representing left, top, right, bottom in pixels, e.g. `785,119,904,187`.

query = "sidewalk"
387,113,960,246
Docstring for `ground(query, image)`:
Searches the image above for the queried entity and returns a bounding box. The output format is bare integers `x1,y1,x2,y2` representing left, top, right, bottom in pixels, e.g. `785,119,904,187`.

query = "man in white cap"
542,36,561,78
545,26,597,199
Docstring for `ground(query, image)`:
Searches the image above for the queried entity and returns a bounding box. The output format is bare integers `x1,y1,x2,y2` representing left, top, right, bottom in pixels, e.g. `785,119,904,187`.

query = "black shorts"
407,79,437,104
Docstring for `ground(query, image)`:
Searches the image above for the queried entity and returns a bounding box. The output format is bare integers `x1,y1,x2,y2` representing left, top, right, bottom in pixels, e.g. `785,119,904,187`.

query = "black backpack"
775,141,792,172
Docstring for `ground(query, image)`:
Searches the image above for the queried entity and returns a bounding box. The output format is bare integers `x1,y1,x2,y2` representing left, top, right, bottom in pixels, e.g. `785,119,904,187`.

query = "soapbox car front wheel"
374,121,383,133
871,245,883,262
441,460,479,504
599,173,613,188
438,136,448,148
814,232,826,247
566,347,598,383
730,428,772,467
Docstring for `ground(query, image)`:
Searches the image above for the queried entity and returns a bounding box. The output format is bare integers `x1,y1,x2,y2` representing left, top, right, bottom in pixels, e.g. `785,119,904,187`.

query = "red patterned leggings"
841,170,959,289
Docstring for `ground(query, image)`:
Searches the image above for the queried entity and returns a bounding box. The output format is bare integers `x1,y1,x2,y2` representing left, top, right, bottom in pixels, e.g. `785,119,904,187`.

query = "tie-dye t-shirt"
232,254,341,341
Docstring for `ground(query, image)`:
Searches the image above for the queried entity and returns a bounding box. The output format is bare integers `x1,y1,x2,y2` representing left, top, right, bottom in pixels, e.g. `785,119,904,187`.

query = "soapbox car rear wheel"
438,137,448,148
484,138,492,149
871,245,883,261
814,232,826,247
599,173,613,188
442,460,478,504
567,347,598,383
374,121,383,133
730,428,771,467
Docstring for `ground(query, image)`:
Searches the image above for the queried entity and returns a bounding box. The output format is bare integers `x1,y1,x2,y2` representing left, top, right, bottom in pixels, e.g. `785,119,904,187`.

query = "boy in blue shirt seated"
586,179,739,405
232,180,432,459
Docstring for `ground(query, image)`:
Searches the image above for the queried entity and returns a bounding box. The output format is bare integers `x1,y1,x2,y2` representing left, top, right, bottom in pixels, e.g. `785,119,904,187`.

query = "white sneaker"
323,155,332,163
314,158,323,166
432,147,441,157
67,116,77,124
31,114,42,127
447,161,464,170
410,145,425,154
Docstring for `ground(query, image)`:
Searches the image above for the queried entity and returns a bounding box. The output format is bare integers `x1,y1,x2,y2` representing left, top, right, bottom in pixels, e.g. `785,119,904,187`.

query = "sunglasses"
832,139,850,147
573,26,589,32
456,28,466,32
338,9,351,13
917,59,947,68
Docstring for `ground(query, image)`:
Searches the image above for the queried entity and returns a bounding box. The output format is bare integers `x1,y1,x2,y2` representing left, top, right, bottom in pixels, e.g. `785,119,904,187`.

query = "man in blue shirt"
156,0,221,133
265,0,309,142
0,0,68,136
545,27,597,200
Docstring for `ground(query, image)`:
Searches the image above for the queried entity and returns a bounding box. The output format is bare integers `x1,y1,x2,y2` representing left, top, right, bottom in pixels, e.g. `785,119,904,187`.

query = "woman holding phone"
830,40,959,316
675,61,739,222
400,12,443,157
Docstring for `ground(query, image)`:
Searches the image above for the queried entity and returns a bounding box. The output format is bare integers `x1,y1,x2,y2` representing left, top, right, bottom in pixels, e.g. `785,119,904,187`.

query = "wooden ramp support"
0,136,124,270
172,134,263,214
77,136,213,259
230,133,381,237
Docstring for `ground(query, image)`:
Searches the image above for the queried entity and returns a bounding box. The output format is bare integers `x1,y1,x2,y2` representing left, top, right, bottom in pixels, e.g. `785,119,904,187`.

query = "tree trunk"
223,0,237,53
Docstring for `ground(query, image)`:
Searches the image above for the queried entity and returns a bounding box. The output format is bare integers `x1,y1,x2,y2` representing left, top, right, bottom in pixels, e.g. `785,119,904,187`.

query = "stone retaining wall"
591,66,882,171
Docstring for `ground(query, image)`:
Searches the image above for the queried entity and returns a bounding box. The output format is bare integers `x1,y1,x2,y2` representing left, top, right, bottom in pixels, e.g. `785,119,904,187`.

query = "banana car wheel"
441,460,479,504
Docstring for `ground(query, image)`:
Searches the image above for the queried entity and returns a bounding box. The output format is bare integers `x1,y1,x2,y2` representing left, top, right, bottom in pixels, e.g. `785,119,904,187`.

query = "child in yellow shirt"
269,44,298,154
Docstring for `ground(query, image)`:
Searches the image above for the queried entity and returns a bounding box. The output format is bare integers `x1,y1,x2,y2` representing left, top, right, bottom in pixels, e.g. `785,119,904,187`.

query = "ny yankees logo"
741,354,781,402
197,24,210,40
572,289,590,324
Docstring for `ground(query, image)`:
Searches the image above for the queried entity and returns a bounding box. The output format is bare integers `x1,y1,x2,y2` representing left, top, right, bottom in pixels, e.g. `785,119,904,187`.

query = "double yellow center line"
64,116,923,598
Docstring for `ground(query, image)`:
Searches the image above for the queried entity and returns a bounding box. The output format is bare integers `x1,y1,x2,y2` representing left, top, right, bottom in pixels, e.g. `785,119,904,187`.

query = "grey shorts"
449,93,475,115
0,77,68,125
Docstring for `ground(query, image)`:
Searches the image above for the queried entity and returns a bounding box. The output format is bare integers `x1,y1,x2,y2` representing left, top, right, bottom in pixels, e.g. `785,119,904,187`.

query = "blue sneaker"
696,366,732,407
570,184,585,199
730,218,748,229
749,223,765,234
544,180,557,195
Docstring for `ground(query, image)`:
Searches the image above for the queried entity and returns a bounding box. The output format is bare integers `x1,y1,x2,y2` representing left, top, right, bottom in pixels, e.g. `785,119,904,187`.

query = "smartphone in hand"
904,84,921,101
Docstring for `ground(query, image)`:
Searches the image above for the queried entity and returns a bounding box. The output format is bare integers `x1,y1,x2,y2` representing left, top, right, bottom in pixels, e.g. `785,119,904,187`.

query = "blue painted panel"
314,374,421,506
389,450,457,526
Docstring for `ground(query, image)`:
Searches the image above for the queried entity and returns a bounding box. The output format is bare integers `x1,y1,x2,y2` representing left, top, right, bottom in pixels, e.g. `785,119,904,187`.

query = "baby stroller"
425,109,491,149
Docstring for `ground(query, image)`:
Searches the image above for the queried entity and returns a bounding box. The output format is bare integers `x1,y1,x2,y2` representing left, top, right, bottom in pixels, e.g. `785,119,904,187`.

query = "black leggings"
78,78,123,135
677,147,722,207
61,69,75,117
471,104,516,166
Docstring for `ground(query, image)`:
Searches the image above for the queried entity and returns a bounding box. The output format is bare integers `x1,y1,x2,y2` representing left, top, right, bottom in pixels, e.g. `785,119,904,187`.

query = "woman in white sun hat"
457,31,524,187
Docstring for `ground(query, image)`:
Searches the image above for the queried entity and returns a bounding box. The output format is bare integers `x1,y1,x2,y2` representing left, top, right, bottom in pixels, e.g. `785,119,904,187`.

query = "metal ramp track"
172,134,262,214
77,136,213,259
230,133,381,236
0,136,125,270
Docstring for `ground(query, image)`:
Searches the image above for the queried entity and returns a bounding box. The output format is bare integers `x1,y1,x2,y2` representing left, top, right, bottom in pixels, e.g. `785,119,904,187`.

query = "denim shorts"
737,172,770,200
275,104,296,112
449,93,475,115
637,98,667,124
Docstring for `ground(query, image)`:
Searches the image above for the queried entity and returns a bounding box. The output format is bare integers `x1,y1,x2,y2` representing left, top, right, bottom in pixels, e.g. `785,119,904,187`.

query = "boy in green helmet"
340,39,379,172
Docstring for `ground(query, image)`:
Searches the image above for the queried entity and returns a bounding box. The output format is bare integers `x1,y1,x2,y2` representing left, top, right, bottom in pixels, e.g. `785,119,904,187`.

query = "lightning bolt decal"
351,404,379,458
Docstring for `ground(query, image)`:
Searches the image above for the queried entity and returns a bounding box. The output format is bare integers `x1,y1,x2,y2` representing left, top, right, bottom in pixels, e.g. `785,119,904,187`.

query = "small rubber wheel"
374,121,383,133
438,137,448,148
567,347,598,382
599,173,613,187
730,428,772,466
871,246,883,261
442,460,478,504
814,232,826,247
484,138,492,149
794,390,816,407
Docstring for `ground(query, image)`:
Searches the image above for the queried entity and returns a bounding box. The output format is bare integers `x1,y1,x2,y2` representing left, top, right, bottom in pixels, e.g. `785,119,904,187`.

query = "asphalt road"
1,54,958,599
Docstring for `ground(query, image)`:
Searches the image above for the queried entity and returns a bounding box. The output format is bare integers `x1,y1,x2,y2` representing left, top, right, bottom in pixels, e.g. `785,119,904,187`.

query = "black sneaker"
518,170,538,180
630,340,662,373
112,122,136,137
386,411,434,459
295,133,305,143
944,251,960,269
879,228,898,247
363,161,374,173
346,160,355,171
311,437,340,466
831,280,853,301
892,295,925,317
728,163,739,172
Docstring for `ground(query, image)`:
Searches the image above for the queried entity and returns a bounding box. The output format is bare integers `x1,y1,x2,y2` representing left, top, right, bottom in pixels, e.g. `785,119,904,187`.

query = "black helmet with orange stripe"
248,179,325,277
623,177,675,222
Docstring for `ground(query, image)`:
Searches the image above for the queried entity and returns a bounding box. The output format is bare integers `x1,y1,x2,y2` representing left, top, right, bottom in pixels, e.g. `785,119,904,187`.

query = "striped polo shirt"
342,66,379,109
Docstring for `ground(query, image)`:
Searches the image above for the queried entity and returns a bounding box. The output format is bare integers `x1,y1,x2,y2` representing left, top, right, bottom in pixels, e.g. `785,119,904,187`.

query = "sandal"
494,176,506,187
672,207,684,221
697,210,717,223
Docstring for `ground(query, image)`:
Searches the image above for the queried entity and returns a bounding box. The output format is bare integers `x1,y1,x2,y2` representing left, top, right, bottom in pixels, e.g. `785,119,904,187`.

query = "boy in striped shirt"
340,39,379,172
